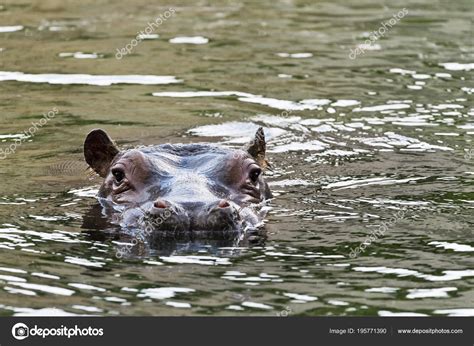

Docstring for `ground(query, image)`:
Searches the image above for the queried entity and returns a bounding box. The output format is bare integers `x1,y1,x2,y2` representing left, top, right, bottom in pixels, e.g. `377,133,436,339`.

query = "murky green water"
0,0,472,316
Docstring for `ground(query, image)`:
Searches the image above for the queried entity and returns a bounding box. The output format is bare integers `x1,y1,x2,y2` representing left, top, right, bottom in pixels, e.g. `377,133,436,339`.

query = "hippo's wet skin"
83,128,272,242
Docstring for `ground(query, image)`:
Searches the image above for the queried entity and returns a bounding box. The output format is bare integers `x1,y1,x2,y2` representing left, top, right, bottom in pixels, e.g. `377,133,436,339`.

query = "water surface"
0,0,472,316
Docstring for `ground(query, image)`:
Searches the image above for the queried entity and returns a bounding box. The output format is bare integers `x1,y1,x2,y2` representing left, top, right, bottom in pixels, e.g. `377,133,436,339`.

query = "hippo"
83,128,272,244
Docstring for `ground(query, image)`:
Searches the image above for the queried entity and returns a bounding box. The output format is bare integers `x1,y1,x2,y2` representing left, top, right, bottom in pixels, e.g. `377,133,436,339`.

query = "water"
0,0,472,316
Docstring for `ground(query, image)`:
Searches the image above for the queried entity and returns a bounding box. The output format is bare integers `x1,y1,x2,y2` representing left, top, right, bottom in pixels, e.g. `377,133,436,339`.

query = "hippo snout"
143,198,242,234
145,200,190,233
200,199,241,231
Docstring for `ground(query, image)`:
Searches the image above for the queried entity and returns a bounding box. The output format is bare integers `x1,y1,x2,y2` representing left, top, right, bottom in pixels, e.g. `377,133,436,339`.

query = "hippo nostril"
154,199,168,209
218,199,230,208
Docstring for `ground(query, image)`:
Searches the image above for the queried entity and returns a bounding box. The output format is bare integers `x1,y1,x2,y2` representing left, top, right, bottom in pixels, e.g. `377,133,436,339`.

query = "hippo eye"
112,168,125,183
249,168,262,183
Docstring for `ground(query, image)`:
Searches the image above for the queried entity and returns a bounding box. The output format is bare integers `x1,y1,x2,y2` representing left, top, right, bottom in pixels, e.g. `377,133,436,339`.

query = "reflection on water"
0,72,182,86
0,0,472,316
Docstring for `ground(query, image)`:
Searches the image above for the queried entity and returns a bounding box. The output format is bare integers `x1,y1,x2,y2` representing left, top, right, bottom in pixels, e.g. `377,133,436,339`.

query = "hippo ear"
84,129,119,177
245,127,269,169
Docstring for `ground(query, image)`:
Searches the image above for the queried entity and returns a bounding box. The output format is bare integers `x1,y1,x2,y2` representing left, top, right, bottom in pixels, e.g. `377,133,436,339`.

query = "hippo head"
83,128,272,240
